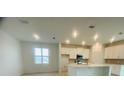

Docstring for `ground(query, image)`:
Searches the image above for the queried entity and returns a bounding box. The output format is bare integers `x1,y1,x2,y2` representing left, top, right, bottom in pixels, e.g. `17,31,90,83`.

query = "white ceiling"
1,17,124,45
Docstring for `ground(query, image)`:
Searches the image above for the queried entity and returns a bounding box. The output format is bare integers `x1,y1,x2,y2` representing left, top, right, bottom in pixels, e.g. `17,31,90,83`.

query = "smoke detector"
118,32,123,35
52,36,56,40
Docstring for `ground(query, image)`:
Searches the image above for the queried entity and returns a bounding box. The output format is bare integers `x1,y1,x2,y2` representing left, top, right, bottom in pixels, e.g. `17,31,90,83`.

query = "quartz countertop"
68,63,113,68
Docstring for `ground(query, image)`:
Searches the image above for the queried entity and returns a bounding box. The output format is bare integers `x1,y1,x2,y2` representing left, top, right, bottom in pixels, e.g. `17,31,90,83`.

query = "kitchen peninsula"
68,64,112,76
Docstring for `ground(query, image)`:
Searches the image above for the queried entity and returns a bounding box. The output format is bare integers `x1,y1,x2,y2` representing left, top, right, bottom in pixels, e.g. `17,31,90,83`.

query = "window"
34,48,49,64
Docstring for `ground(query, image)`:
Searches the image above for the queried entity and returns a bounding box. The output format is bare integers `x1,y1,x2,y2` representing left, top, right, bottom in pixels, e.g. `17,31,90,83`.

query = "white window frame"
33,48,49,64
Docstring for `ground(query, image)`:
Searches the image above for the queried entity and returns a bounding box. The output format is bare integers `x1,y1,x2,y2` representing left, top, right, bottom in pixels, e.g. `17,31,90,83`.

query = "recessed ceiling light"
73,30,78,38
33,34,40,40
94,34,99,41
110,36,115,43
65,39,70,44
82,41,86,46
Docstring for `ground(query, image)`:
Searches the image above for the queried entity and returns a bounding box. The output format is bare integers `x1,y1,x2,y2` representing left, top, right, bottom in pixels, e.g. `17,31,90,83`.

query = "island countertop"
68,63,113,76
68,63,113,68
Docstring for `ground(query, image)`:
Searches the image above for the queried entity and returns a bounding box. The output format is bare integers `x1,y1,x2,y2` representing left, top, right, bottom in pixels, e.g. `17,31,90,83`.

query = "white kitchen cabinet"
61,55,69,72
61,48,77,59
108,47,112,59
61,47,90,59
61,48,70,55
77,48,84,55
118,45,124,59
104,47,109,59
104,47,113,59
61,48,66,54
77,48,89,59
104,47,108,59
83,49,89,59
111,46,118,59
69,48,77,59
104,44,124,59
76,48,89,59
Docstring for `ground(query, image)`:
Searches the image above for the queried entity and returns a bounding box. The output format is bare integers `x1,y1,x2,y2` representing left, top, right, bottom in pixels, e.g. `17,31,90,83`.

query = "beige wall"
0,31,23,75
90,42,105,64
21,42,59,74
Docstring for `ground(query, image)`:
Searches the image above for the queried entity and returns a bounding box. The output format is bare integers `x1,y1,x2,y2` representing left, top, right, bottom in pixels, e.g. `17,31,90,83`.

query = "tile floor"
22,72,115,76
22,72,67,76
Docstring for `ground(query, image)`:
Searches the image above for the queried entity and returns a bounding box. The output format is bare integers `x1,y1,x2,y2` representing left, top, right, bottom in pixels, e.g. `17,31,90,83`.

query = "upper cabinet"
77,48,89,59
105,46,118,59
104,47,109,59
69,48,77,59
61,47,89,59
61,48,70,55
84,49,90,59
118,45,124,59
104,45,124,59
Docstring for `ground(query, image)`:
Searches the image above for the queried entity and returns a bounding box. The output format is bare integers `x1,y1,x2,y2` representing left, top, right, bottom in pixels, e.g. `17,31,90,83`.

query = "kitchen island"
68,64,112,76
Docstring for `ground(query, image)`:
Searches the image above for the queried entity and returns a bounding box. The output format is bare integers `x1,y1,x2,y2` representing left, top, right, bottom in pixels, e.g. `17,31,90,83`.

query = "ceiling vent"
19,19,29,24
118,32,123,35
89,25,95,29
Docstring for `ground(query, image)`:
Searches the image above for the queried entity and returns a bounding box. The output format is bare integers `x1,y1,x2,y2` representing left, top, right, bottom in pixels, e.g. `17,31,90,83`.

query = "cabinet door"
108,47,114,59
76,48,84,55
76,48,89,59
104,47,109,59
106,47,115,59
112,46,118,59
105,47,110,59
61,48,70,55
83,49,89,59
69,48,76,59
105,47,108,59
118,45,124,59
61,48,67,54
61,55,69,72
61,48,65,54
105,45,124,59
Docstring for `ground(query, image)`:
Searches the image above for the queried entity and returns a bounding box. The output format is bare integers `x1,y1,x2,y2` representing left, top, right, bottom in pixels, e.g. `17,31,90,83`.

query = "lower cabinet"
61,55,69,72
